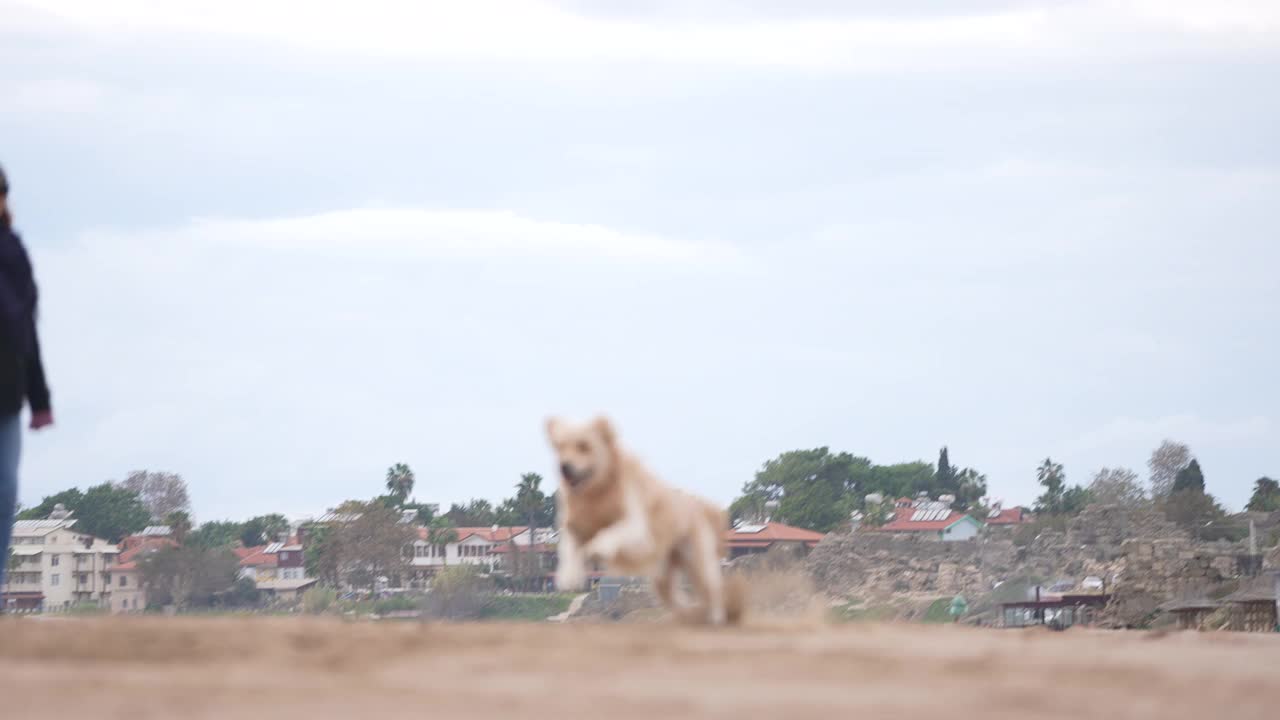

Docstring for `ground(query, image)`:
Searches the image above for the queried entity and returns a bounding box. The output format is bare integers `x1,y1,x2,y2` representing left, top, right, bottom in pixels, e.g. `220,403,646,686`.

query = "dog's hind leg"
655,548,703,623
685,523,728,626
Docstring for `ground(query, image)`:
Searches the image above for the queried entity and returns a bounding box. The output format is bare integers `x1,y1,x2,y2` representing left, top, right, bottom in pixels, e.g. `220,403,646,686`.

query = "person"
0,164,53,611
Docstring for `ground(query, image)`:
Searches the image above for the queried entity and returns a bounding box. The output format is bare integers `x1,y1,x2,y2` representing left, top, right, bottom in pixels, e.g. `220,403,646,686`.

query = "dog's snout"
560,462,574,480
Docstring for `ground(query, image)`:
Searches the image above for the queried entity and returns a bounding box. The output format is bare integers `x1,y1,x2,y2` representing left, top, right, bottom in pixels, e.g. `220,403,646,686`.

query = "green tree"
1033,458,1065,513
514,473,547,590
1160,489,1225,541
165,511,193,544
1246,477,1280,512
1033,458,1090,516
74,483,151,543
953,467,988,510
1171,459,1205,494
401,501,438,526
16,488,85,520
187,521,244,550
1061,485,1093,515
140,546,239,610
733,448,867,532
239,514,290,547
385,463,415,505
865,462,934,500
446,499,498,527
427,516,459,568
19,484,150,543
936,447,956,495
338,502,417,591
303,524,342,587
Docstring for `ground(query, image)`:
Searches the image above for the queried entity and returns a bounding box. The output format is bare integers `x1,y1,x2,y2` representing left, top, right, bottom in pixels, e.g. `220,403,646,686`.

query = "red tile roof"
491,542,555,554
877,507,973,532
113,537,177,571
726,521,825,547
986,507,1032,525
415,526,529,543
237,546,278,568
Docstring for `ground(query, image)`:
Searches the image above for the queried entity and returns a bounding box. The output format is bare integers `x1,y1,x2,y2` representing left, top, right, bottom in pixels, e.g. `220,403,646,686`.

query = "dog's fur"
546,415,744,625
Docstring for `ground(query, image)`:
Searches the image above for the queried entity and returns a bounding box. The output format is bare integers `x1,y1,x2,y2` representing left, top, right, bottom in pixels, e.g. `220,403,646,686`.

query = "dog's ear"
592,416,616,447
545,416,564,442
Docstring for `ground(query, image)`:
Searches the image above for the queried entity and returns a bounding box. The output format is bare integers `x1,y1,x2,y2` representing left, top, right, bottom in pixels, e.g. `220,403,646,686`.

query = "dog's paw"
555,565,586,592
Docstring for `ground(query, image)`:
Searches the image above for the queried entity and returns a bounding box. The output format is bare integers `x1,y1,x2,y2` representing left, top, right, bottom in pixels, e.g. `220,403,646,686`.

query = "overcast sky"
3,0,1277,521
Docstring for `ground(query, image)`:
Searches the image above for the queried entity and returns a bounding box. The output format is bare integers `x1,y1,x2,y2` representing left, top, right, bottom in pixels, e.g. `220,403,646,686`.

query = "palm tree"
165,511,193,545
1037,458,1064,487
1035,457,1067,515
385,463,415,506
515,473,545,591
427,517,458,568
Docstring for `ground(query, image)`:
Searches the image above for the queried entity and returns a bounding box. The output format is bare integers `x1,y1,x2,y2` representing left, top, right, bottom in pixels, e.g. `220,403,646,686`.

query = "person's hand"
30,409,53,430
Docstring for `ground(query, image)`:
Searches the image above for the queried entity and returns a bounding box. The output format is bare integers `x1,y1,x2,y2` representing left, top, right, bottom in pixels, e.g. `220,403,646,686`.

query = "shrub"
373,595,419,615
421,566,496,620
302,586,337,614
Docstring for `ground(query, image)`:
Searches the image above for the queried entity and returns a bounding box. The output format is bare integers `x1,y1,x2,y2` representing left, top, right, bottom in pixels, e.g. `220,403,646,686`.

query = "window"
119,575,128,587
279,552,290,562
51,554,60,567
51,573,60,586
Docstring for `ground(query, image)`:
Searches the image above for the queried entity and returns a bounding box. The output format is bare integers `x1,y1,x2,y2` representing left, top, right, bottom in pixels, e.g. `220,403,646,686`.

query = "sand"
2,616,1277,719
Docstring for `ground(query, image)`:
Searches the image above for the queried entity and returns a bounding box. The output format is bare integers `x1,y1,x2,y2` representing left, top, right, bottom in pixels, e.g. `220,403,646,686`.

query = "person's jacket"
0,223,50,416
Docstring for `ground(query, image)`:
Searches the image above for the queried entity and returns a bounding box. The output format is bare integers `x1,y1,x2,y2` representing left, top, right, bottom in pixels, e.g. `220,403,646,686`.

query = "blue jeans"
0,413,21,596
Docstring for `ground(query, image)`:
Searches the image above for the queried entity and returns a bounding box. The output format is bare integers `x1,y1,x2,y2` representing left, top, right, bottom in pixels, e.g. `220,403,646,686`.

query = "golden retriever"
546,415,744,625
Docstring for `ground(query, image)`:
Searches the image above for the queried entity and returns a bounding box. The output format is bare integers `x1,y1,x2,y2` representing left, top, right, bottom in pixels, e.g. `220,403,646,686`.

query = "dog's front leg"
585,512,653,567
554,530,588,591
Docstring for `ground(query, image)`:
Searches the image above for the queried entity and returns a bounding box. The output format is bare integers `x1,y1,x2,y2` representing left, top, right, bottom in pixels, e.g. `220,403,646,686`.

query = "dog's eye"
576,440,591,454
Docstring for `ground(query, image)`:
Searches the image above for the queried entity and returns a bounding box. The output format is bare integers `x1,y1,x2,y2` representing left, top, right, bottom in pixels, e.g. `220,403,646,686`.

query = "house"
1160,594,1221,631
406,526,555,587
3,507,117,613
1000,588,1110,629
255,577,318,602
725,521,825,559
235,545,279,583
876,498,984,541
1224,577,1278,633
267,540,307,581
106,533,178,613
985,505,1033,528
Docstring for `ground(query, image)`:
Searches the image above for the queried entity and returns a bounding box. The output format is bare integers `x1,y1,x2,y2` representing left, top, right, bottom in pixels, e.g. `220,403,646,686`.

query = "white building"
405,526,555,586
4,511,118,612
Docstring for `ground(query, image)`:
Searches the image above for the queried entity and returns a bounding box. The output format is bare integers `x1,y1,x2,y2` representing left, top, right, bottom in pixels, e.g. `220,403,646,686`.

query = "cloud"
8,0,1278,72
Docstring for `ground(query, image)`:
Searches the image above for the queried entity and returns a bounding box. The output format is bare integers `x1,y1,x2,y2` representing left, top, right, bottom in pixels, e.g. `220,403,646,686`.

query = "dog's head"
545,415,618,492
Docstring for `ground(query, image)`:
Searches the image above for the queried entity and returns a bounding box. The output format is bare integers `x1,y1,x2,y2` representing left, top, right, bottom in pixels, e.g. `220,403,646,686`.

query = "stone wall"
807,504,1250,626
807,532,1017,599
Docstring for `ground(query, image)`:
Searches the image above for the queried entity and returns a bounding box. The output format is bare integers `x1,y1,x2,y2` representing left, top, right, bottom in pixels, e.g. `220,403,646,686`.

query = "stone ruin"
570,504,1265,626
806,503,1258,626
